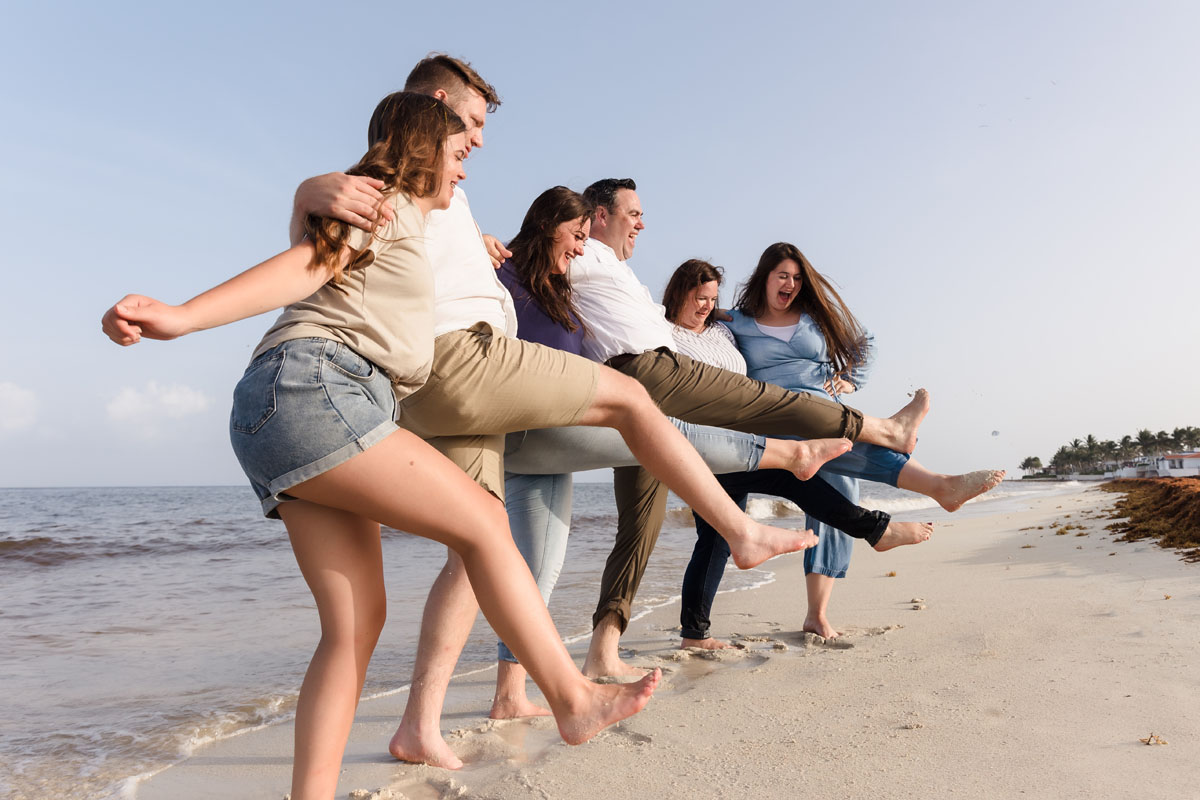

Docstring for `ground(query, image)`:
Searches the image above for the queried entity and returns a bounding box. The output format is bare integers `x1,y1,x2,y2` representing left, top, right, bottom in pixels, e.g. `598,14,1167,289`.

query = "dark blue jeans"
679,470,890,640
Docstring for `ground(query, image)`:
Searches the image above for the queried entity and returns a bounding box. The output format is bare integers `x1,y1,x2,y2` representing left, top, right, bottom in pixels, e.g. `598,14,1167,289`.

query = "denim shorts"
229,337,399,518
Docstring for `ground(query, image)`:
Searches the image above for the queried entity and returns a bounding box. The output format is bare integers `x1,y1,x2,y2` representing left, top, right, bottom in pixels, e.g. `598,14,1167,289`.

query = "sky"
1,1,1197,487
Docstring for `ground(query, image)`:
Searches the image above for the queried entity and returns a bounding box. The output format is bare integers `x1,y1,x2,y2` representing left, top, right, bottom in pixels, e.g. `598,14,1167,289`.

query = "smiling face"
765,258,802,315
606,188,644,260
445,88,488,152
678,280,720,332
550,216,591,273
434,132,468,210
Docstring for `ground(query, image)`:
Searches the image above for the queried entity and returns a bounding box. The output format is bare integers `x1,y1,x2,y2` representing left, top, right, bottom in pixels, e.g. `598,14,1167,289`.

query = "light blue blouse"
724,310,873,400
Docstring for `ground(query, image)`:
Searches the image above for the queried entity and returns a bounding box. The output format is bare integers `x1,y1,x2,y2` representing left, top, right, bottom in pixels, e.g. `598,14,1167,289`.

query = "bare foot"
489,694,553,720
935,469,1006,512
728,522,818,570
873,521,933,552
582,655,649,680
556,668,661,745
788,438,853,480
803,616,840,639
884,388,931,453
389,722,463,770
680,637,739,650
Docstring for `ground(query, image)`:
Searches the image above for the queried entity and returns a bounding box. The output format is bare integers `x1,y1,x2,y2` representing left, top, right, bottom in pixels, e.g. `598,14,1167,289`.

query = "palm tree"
1020,456,1043,476
1137,429,1157,457
1119,435,1137,462
1100,440,1118,469
1156,430,1173,455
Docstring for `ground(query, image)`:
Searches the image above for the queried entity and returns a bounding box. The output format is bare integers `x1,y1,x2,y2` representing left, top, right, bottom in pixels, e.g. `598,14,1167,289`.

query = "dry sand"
138,485,1199,799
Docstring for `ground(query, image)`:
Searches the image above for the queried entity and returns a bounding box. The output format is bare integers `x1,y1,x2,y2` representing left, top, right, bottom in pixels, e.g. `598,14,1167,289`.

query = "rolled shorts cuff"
805,566,848,579
261,419,397,517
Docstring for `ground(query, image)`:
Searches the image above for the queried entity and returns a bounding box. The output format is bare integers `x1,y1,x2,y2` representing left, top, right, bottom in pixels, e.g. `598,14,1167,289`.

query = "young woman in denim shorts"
101,92,661,800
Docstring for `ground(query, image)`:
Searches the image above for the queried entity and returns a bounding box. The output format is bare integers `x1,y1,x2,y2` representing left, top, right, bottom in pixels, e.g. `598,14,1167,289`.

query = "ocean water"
0,479,1084,799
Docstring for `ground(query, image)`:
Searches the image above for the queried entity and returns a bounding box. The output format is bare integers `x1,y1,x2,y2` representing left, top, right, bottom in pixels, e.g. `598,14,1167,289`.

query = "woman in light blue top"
725,242,1005,639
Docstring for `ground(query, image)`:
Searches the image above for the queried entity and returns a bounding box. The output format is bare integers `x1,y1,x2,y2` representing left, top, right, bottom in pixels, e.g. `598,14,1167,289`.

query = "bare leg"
280,503,388,800
289,432,661,771
758,437,853,481
389,549,477,769
802,572,840,640
872,521,934,552
897,460,1006,512
490,660,552,720
583,612,646,679
854,388,931,454
579,369,818,568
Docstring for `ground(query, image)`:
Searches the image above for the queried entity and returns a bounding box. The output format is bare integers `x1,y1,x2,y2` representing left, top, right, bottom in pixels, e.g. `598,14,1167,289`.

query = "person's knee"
605,370,655,415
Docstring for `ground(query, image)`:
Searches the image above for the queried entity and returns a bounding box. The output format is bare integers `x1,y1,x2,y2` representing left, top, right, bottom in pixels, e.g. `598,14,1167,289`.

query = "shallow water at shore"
0,479,1082,799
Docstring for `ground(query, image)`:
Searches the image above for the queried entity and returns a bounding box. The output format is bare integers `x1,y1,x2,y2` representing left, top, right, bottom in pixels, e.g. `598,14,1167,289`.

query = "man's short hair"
583,178,637,214
405,53,501,112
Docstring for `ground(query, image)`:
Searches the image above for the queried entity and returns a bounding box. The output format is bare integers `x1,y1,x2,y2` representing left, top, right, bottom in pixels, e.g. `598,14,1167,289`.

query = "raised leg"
578,368,818,569
287,431,660,773
897,460,1006,512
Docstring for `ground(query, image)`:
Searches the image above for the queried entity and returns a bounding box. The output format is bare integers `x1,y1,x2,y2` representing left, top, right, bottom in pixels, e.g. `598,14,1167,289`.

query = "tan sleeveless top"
252,193,434,401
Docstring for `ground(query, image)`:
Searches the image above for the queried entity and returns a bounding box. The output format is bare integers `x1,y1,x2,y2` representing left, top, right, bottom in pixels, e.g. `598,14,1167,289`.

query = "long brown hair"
734,242,867,373
662,259,724,328
305,92,465,281
507,186,595,332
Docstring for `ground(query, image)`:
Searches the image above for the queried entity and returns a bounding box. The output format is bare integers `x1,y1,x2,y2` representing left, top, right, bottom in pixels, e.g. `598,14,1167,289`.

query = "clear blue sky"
2,1,1197,487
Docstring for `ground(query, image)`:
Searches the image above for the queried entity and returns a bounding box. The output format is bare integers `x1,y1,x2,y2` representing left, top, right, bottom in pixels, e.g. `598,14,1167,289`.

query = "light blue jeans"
496,420,765,662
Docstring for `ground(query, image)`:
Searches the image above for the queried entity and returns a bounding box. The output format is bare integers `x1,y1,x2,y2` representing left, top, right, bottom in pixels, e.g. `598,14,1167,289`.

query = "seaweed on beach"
1100,478,1200,562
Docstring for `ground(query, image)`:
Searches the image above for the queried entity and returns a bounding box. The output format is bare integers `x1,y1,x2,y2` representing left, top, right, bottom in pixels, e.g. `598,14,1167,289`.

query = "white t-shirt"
567,238,675,362
424,186,517,337
755,320,799,342
671,323,747,375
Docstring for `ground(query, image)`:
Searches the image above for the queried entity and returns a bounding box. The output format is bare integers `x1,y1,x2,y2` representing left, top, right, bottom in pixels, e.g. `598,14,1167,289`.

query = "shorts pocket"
323,342,376,381
230,350,287,434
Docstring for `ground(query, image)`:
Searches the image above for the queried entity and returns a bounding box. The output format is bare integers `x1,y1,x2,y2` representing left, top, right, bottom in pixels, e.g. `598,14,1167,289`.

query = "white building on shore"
1110,453,1200,478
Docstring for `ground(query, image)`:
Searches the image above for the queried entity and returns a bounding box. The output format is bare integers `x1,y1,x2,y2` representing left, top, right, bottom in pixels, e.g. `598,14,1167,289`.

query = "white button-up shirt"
568,238,675,362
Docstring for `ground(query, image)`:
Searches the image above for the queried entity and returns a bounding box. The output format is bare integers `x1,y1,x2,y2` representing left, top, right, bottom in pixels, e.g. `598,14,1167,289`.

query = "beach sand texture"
138,486,1199,799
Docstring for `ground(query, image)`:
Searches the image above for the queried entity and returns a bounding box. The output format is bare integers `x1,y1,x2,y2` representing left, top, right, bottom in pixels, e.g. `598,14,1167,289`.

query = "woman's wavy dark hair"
507,186,595,332
305,92,465,282
662,259,725,328
734,242,867,373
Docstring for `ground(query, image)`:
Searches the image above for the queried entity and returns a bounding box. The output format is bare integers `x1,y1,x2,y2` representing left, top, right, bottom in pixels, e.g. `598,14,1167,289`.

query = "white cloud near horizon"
0,382,37,432
106,381,212,425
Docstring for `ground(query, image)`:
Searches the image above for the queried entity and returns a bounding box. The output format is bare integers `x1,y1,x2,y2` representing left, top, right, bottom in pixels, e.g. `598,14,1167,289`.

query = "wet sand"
137,485,1200,799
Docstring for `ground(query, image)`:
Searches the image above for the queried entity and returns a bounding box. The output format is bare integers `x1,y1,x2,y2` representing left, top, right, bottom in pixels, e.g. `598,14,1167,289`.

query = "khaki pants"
396,323,599,501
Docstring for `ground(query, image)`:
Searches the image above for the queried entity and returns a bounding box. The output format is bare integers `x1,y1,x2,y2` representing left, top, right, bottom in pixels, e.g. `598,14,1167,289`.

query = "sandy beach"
136,484,1199,799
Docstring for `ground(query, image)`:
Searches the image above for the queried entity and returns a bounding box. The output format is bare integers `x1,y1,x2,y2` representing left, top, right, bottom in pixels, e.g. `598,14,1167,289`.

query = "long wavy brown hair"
662,259,725,328
305,92,465,281
507,186,595,332
734,242,867,373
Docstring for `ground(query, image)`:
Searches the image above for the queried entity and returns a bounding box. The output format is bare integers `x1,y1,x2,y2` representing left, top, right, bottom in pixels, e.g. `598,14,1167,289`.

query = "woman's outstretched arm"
101,242,334,346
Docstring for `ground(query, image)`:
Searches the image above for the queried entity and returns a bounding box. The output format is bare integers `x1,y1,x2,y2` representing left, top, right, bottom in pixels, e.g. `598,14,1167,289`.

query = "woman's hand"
102,295,194,345
824,376,856,396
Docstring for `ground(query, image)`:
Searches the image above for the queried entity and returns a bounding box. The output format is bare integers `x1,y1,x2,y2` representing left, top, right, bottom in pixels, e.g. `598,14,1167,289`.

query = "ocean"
0,479,1086,799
